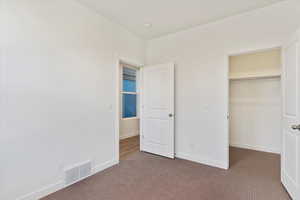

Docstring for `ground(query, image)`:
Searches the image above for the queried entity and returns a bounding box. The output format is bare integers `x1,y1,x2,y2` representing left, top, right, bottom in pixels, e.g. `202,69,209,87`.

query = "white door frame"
114,57,143,163
226,45,282,169
281,33,300,199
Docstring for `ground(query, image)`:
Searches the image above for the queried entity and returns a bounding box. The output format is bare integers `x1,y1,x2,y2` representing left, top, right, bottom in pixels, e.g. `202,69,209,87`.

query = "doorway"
117,61,175,161
228,47,282,167
119,62,141,160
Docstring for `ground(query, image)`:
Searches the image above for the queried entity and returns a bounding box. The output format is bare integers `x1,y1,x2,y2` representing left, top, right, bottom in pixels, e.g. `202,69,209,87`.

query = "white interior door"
281,31,300,200
140,63,174,158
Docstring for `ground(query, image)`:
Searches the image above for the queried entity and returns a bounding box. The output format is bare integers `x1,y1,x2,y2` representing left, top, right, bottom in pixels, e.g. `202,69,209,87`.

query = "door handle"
169,114,173,118
291,125,300,131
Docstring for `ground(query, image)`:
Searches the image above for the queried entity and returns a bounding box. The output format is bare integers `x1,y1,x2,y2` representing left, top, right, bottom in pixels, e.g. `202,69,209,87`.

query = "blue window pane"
123,94,137,118
123,67,136,92
123,79,136,92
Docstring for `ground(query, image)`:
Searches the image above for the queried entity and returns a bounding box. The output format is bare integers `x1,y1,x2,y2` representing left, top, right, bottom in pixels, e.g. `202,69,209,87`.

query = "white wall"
120,119,139,139
0,0,145,199
230,78,281,153
146,0,300,169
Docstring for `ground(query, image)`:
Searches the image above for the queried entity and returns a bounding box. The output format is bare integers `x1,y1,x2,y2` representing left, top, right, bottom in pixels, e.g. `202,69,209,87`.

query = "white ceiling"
77,0,284,39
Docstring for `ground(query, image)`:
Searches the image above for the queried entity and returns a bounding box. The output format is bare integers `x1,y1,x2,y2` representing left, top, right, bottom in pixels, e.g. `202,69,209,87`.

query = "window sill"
122,117,139,120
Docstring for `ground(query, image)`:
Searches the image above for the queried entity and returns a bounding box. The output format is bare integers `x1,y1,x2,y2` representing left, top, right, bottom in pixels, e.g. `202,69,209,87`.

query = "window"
122,66,138,118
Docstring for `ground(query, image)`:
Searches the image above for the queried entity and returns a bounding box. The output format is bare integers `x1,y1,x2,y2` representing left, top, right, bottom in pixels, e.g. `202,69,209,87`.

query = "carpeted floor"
41,147,290,200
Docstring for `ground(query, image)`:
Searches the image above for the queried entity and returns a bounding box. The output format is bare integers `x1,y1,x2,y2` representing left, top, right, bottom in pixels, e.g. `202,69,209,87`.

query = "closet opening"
228,47,282,168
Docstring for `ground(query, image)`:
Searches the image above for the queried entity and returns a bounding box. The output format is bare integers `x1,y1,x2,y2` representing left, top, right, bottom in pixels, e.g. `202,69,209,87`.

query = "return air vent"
79,161,92,178
64,161,92,186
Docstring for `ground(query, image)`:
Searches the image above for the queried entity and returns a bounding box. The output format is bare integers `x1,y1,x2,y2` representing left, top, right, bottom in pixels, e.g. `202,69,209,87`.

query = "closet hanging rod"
229,74,281,81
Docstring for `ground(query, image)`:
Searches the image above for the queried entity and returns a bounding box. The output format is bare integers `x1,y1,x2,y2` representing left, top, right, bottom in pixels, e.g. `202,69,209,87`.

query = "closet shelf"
229,73,281,80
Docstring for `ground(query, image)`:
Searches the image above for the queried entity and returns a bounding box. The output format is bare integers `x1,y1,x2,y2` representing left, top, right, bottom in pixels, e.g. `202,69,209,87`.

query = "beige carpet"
41,147,290,200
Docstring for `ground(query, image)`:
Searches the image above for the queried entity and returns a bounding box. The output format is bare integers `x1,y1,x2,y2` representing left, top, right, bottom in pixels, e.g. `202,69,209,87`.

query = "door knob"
169,114,173,118
291,125,300,131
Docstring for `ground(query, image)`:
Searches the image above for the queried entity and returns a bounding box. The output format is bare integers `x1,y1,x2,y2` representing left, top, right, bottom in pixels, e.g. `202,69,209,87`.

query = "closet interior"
229,48,282,155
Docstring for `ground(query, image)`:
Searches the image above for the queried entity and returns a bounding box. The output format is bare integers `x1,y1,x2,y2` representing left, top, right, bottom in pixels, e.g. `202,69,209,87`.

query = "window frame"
121,64,139,120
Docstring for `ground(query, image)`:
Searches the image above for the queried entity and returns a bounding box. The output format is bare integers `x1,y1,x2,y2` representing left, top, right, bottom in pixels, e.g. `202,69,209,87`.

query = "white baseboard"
119,132,139,140
176,152,228,170
93,159,119,174
17,159,118,200
230,143,280,154
16,181,64,200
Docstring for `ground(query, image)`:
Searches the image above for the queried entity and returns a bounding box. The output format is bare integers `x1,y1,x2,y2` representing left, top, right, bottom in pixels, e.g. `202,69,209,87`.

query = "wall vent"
79,161,92,178
64,160,92,186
